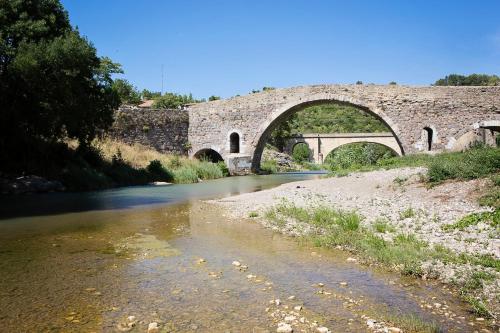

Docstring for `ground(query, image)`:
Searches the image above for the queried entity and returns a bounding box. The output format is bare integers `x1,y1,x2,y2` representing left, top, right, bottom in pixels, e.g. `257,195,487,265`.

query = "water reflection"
0,172,324,219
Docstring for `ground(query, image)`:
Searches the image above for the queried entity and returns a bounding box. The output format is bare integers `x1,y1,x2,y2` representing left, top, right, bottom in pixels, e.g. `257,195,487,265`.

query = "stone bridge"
284,133,402,164
187,84,500,175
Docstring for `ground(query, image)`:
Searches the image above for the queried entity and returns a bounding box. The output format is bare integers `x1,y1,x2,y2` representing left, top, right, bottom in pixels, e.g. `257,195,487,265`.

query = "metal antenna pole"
161,64,164,95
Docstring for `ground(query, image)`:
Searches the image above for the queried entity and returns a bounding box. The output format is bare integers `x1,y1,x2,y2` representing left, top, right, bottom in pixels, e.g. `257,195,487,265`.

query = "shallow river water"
0,173,489,332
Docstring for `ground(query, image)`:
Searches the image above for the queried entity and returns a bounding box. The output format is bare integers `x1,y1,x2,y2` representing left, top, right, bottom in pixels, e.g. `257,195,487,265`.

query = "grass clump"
260,160,278,174
373,218,396,233
399,207,417,220
442,210,499,231
384,313,440,333
248,211,258,218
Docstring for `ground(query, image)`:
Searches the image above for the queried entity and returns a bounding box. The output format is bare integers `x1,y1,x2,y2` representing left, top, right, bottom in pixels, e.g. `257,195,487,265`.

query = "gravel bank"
212,168,498,257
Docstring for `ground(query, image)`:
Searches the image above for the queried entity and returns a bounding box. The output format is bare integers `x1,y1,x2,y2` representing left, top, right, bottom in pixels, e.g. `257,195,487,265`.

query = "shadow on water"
0,172,325,220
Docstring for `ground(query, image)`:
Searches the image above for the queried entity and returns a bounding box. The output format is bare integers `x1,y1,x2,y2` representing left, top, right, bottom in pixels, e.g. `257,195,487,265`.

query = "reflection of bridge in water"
284,133,401,164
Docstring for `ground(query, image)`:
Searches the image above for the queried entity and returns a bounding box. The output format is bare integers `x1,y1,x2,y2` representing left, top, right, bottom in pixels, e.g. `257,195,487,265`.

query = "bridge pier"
226,154,253,175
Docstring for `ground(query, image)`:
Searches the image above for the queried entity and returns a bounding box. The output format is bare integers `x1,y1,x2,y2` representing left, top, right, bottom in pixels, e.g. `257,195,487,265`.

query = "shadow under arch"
194,148,224,163
324,141,400,161
251,99,405,171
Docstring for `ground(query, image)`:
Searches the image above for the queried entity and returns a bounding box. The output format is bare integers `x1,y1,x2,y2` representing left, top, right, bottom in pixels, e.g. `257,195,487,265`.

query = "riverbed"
0,173,492,332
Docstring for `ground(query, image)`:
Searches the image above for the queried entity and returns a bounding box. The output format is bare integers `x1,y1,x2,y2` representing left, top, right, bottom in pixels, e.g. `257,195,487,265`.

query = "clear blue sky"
61,0,500,99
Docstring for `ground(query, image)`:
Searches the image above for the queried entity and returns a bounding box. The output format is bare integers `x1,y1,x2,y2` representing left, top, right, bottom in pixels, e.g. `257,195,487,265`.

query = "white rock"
388,327,402,333
277,323,293,333
284,315,296,322
317,327,330,333
346,257,357,262
288,295,296,300
232,261,241,267
147,322,159,333
293,305,302,311
127,316,136,322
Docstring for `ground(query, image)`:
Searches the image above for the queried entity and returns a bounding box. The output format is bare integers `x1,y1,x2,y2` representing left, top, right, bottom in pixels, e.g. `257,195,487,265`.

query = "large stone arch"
250,97,405,171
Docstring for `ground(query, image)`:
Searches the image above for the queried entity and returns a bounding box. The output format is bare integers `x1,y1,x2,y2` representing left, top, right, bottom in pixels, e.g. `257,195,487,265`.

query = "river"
0,173,484,332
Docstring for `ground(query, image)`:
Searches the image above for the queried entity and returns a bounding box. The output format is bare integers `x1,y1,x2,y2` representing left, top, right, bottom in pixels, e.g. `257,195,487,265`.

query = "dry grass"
93,138,197,169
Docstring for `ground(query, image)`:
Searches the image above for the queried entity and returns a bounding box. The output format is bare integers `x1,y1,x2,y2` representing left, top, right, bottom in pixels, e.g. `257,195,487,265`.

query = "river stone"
148,322,159,333
276,323,293,333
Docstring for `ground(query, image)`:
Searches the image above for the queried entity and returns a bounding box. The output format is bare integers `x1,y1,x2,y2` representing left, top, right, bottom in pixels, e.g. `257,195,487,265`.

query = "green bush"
427,147,500,183
195,161,224,180
260,160,278,174
292,143,311,163
146,160,174,182
173,166,199,183
325,142,396,170
217,161,230,177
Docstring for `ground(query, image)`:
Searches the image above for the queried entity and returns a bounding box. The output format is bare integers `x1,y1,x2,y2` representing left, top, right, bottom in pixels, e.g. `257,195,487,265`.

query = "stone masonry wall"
110,106,189,155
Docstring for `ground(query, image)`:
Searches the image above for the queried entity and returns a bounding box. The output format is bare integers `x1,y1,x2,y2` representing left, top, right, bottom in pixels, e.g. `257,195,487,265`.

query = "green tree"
208,95,220,101
292,143,311,163
112,79,141,105
152,92,201,108
434,74,500,86
0,0,120,155
141,89,161,100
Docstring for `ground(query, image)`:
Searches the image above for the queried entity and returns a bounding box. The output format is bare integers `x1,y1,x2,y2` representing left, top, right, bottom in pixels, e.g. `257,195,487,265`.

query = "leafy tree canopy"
142,89,161,100
152,92,202,109
208,95,220,101
112,79,141,105
0,0,120,153
434,74,500,86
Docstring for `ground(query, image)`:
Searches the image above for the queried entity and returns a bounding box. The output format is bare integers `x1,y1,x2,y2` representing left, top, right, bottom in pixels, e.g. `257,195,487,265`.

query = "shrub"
173,167,199,183
194,161,224,180
146,160,174,182
427,147,500,183
261,160,278,174
217,161,230,177
325,142,396,171
292,143,311,163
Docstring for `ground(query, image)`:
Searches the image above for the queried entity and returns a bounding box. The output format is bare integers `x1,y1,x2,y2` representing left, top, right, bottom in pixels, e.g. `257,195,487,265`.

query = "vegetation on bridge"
434,74,500,86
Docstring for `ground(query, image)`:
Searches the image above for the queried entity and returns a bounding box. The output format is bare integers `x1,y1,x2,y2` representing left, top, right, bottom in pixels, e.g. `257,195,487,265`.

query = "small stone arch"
194,148,224,163
291,142,313,162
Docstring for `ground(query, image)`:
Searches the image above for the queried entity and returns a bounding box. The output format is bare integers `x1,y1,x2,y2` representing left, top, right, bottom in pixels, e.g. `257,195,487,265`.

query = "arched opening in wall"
194,149,224,163
292,143,311,163
423,127,433,151
324,142,398,170
230,132,240,153
253,100,404,172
